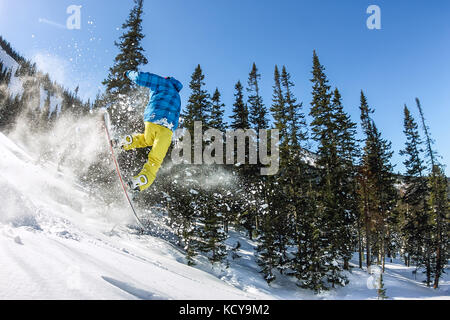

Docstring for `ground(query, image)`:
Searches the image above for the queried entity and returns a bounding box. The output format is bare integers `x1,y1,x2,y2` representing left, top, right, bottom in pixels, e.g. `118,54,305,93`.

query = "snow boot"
111,135,133,151
127,174,148,199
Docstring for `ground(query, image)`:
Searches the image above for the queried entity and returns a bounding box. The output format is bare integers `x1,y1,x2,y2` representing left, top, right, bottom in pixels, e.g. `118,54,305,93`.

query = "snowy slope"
0,132,268,300
0,46,23,97
0,47,19,73
0,131,448,300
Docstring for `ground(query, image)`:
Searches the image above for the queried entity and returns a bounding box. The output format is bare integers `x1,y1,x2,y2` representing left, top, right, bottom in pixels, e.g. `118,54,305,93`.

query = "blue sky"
0,0,449,174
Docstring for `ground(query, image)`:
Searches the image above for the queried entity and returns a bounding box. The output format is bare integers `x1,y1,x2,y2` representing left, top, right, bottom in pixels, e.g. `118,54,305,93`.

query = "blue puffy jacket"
126,71,183,131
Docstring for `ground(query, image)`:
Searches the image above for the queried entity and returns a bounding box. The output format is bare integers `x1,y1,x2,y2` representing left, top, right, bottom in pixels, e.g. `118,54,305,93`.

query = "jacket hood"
168,77,183,92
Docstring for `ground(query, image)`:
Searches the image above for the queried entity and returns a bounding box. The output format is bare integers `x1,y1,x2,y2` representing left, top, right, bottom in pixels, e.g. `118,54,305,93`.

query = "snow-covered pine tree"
256,205,279,284
229,80,258,239
204,88,232,258
197,181,227,264
177,65,230,266
163,164,200,266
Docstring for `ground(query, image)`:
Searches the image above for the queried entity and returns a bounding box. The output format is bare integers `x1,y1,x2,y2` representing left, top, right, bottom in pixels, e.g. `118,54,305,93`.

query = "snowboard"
102,110,148,230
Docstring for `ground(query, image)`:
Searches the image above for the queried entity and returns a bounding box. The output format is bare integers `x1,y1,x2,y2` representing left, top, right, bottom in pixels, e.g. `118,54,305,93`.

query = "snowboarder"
117,70,183,192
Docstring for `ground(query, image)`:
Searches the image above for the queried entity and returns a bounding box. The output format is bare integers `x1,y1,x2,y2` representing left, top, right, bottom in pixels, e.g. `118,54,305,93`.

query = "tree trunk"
358,218,363,269
382,238,386,273
223,219,229,234
363,188,371,268
434,245,441,289
434,199,443,289
344,258,350,271
426,242,432,287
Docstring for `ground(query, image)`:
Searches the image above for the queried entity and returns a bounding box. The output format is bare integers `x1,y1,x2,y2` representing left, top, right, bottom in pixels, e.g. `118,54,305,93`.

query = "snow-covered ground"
0,131,448,300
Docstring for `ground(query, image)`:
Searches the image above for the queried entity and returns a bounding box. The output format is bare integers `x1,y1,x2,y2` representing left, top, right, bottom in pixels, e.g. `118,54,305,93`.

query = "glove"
126,71,139,82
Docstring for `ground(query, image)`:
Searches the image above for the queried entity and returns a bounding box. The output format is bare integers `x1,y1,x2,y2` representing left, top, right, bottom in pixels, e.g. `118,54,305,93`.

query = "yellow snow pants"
123,122,173,191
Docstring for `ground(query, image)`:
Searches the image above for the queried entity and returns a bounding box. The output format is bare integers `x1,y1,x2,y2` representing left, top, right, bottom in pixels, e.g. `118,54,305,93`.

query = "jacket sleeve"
126,71,162,90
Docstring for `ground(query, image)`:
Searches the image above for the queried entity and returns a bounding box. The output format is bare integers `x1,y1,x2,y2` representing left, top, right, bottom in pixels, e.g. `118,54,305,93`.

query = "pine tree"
415,98,449,288
40,92,52,129
256,201,279,284
244,64,269,244
103,0,147,96
358,90,374,268
377,273,388,300
304,50,335,291
229,80,260,239
359,92,397,272
182,64,211,135
102,0,148,130
230,81,249,130
257,64,310,284
256,66,289,284
331,88,359,271
260,66,310,283
308,51,355,290
209,88,227,132
206,87,227,165
429,164,449,289
247,63,268,132
400,105,432,283
309,51,332,137
164,165,200,266
270,65,288,155
197,183,227,264
373,124,397,272
0,61,12,84
416,98,438,168
0,94,21,132
281,65,307,152
276,70,315,287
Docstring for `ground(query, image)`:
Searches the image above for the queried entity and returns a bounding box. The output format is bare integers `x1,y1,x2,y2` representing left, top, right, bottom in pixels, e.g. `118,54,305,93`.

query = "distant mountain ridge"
0,35,91,131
